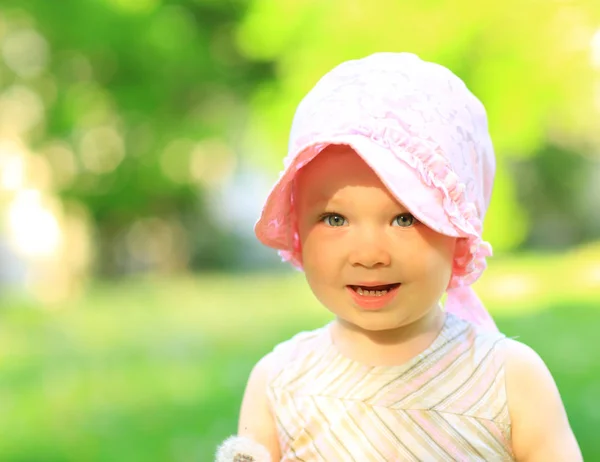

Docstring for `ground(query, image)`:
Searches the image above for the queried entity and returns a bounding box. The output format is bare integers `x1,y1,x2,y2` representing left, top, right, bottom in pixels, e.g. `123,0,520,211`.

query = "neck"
331,306,446,367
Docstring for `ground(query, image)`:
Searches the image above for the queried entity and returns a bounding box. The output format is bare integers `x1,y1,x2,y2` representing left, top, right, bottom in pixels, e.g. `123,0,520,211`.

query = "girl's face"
296,145,458,332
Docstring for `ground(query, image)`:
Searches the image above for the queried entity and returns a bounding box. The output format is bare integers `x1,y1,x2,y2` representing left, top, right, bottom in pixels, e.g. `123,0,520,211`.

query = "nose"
348,230,392,268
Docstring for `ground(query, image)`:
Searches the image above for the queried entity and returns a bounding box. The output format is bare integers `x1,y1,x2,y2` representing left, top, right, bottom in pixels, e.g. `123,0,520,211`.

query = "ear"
452,238,471,277
455,238,470,260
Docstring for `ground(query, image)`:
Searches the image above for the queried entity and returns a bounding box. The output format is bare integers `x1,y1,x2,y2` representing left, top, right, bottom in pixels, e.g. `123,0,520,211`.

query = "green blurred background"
0,0,599,460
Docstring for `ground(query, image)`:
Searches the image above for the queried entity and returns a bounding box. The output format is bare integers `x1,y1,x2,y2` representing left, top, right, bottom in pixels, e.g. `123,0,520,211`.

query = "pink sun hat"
255,52,497,331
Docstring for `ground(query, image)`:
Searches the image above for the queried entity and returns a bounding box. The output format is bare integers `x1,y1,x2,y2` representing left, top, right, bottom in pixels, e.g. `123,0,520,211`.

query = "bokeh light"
591,27,600,68
1,27,48,79
79,126,125,174
0,85,45,137
0,138,25,191
7,189,60,258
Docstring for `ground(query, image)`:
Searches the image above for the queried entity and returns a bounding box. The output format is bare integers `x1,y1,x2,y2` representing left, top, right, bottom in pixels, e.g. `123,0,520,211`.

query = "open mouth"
348,283,401,297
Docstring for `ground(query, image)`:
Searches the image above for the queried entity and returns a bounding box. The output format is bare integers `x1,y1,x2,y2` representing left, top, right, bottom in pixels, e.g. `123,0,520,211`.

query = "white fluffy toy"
215,436,272,462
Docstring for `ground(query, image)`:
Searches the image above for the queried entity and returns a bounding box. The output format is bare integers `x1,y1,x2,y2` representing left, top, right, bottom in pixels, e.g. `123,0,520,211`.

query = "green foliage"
0,0,274,272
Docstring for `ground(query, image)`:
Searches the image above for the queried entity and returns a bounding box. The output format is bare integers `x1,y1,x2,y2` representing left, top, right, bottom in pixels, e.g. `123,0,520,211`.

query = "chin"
356,319,404,332
333,302,440,332
339,311,417,332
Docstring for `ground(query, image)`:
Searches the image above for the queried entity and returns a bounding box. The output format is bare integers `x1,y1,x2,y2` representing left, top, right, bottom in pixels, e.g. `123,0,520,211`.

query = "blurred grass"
0,248,599,461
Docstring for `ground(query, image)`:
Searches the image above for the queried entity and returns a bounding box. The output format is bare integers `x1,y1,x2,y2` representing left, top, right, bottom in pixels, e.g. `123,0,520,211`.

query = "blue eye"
392,213,416,227
321,214,347,227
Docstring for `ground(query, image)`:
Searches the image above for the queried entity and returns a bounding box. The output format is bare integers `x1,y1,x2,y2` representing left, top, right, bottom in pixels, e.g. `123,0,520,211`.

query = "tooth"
354,287,391,297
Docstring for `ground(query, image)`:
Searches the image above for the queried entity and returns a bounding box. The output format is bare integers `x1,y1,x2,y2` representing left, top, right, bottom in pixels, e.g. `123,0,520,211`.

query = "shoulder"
271,326,327,357
504,338,547,380
236,326,327,460
245,325,326,385
503,339,582,461
241,324,329,403
503,338,561,416
237,351,280,460
446,314,508,362
503,338,558,407
266,325,330,383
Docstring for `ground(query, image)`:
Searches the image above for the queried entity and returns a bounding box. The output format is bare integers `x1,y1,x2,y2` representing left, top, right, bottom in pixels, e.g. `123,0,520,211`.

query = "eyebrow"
306,195,412,215
306,194,340,208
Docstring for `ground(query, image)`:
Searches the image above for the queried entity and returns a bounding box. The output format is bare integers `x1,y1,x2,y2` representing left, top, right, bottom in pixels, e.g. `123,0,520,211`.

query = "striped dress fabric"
267,314,514,461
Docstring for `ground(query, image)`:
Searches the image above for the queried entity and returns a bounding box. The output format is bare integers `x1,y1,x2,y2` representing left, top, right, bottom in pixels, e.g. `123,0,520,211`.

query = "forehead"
294,145,398,206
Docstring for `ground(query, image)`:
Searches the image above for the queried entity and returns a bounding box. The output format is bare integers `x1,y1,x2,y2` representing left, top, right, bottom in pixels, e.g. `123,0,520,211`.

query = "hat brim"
254,134,463,253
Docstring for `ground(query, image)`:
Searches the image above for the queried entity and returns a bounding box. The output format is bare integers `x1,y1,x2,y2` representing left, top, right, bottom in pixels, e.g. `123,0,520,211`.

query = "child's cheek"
302,228,346,270
398,229,456,276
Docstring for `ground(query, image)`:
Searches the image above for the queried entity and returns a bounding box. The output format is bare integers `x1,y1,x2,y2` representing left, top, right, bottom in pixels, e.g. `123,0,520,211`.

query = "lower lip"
346,285,401,311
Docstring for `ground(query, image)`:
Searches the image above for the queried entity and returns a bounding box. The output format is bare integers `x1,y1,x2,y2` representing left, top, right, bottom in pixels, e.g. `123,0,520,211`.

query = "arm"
505,339,582,462
237,353,281,461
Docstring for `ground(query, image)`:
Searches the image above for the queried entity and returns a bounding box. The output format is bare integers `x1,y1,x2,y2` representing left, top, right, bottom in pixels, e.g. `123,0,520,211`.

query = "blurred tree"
0,0,274,275
512,142,599,248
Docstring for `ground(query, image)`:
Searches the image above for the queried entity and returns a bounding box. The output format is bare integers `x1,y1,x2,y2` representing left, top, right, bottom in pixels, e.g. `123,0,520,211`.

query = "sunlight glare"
7,189,61,257
591,27,600,69
0,138,25,190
